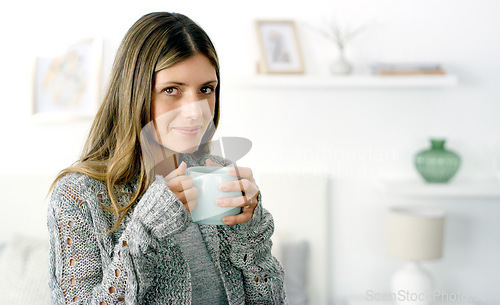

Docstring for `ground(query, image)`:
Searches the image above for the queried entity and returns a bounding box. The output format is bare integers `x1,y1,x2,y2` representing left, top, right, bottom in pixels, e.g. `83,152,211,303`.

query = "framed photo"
255,20,304,74
32,37,102,122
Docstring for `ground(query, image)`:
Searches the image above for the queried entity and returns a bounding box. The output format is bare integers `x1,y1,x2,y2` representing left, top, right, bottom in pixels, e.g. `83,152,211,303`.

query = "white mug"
186,166,242,225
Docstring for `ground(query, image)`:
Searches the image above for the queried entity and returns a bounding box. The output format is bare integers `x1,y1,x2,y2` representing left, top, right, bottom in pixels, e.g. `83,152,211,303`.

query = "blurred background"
0,0,499,304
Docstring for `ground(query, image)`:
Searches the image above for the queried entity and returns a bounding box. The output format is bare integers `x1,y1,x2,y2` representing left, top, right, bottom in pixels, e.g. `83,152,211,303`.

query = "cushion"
0,235,50,305
282,240,310,305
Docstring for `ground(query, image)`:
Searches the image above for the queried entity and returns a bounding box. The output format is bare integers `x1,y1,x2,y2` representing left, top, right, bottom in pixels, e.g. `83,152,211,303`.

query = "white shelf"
226,74,458,89
377,177,500,199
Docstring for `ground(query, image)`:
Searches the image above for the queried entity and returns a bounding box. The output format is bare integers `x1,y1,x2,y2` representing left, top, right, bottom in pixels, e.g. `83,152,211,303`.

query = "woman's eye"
200,86,214,94
163,87,180,95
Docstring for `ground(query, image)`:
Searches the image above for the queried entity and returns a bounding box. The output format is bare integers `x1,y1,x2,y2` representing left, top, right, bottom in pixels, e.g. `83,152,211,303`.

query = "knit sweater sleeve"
47,173,190,305
225,193,287,304
194,154,287,303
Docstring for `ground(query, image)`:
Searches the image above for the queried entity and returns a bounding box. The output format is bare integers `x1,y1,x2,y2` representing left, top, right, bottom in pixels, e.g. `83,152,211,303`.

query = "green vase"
414,139,461,183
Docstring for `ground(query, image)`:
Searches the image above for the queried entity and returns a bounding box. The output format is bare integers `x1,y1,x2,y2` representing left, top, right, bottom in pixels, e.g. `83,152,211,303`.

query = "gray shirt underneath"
173,222,229,304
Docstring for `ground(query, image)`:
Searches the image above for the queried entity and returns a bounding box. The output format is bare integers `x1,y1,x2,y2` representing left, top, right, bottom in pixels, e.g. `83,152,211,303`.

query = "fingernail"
228,167,236,174
222,217,230,224
219,184,227,191
216,198,225,206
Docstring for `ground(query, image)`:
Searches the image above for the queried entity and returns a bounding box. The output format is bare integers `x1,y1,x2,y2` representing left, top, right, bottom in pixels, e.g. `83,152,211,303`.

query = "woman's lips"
173,125,202,136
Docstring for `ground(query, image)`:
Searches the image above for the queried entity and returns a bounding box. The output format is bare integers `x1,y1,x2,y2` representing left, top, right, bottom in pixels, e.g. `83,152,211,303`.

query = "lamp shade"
388,206,445,261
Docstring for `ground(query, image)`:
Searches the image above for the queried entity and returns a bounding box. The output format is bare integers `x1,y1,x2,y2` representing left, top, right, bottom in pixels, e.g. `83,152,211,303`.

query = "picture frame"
32,37,102,122
255,20,305,74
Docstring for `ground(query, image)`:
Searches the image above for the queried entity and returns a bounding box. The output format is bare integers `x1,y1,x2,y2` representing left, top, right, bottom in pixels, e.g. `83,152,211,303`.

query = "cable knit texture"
47,154,287,304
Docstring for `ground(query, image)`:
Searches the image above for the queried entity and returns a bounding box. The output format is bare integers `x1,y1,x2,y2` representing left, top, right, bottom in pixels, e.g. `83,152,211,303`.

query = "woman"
47,12,286,304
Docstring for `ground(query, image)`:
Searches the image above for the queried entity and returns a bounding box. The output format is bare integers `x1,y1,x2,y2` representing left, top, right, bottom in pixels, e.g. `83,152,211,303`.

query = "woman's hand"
164,161,198,212
206,159,260,225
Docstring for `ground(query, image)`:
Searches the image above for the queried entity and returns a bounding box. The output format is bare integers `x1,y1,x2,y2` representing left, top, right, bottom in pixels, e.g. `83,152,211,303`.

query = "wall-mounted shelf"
226,74,458,89
376,177,500,199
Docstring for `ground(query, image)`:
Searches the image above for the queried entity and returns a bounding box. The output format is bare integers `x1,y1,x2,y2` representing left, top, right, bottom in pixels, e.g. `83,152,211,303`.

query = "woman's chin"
177,146,199,154
154,137,203,154
164,143,200,154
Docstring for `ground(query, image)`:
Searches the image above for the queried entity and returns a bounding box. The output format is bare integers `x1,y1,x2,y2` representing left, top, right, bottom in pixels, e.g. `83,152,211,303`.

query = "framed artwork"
255,20,305,74
32,38,102,122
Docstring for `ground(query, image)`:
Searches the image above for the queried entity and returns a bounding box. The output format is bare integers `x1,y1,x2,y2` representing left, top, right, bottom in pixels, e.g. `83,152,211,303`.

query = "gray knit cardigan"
47,154,287,304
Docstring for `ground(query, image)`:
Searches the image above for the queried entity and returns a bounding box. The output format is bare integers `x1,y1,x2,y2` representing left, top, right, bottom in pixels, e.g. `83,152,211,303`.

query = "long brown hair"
51,12,221,232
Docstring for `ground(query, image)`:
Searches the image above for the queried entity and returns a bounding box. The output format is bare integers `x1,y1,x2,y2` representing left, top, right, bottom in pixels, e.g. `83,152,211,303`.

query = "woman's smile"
173,125,202,136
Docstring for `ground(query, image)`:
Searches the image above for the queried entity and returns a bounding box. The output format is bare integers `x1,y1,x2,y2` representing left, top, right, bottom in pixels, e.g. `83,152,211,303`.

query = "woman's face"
151,54,217,153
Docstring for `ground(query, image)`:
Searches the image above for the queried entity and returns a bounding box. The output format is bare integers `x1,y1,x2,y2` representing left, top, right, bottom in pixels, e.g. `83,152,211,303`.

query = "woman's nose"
181,99,203,120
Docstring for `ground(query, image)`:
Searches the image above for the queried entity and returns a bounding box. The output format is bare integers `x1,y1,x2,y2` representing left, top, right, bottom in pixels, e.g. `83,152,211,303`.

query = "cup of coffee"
186,166,242,225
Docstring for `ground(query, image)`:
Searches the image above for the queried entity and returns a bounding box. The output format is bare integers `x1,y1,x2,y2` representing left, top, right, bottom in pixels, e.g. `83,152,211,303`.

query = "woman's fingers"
164,161,187,181
166,175,193,192
206,160,255,184
174,186,199,205
219,178,259,197
217,194,257,208
222,207,254,225
164,162,199,211
227,166,255,183
206,160,255,183
186,199,197,212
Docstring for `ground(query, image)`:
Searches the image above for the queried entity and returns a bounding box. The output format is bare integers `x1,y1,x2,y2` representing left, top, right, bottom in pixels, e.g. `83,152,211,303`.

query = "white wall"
1,0,499,304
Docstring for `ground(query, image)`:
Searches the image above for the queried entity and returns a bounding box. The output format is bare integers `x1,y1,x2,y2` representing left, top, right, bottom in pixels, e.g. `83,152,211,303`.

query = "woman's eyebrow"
203,80,218,85
156,80,218,87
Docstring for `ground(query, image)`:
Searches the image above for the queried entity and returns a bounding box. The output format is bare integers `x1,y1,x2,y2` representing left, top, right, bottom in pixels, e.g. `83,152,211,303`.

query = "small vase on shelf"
310,19,370,76
414,139,461,183
330,49,353,75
